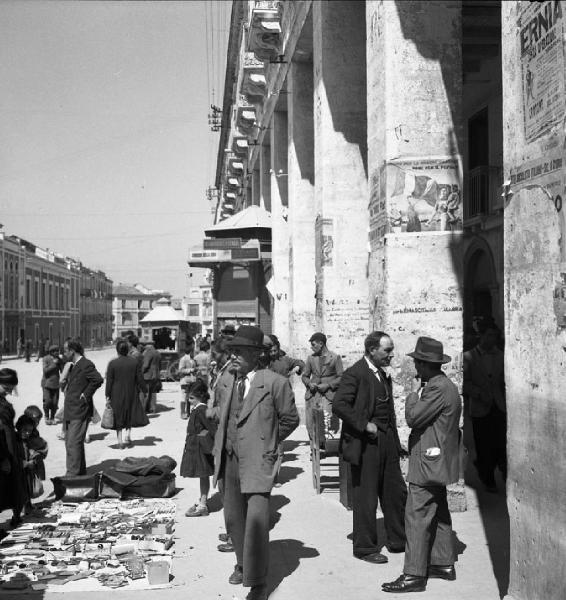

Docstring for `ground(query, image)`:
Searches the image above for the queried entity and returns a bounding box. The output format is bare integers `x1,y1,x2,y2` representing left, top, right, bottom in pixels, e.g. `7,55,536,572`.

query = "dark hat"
227,325,265,349
221,323,236,334
48,344,59,352
263,335,274,348
407,336,451,364
309,332,327,345
0,368,18,385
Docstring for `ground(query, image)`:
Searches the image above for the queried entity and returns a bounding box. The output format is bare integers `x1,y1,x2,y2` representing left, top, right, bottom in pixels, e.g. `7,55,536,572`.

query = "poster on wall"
519,0,565,143
383,156,461,233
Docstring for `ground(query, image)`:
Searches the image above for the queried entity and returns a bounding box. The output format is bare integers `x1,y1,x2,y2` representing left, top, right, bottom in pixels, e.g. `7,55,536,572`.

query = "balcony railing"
464,165,503,220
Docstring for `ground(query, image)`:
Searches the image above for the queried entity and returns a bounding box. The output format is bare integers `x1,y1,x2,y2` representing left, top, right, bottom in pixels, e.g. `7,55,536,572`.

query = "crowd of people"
0,320,506,599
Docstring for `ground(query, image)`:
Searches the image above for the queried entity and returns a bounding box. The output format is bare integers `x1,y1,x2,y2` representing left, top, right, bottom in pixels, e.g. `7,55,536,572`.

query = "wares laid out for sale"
0,498,176,593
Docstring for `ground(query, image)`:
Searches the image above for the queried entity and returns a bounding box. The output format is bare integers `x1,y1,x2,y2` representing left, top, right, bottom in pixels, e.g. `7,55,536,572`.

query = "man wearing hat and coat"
383,336,461,594
42,344,62,424
301,332,343,442
212,325,299,600
333,331,407,564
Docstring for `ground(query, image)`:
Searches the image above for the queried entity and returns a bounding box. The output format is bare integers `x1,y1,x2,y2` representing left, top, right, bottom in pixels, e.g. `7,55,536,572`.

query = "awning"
140,297,186,324
205,205,271,235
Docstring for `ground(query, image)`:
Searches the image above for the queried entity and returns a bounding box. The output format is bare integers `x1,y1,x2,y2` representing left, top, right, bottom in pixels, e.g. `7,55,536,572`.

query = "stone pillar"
288,61,316,357
270,110,290,346
366,1,464,506
501,3,566,599
251,167,261,206
312,0,370,365
260,142,271,212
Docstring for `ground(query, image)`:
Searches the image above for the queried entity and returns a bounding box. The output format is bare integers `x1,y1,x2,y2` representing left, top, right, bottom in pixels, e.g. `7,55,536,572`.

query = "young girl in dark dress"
181,380,216,517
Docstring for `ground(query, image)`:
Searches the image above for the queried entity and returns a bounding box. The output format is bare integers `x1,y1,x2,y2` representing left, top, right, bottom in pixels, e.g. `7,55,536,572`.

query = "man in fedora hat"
212,325,299,600
383,336,461,594
333,331,407,564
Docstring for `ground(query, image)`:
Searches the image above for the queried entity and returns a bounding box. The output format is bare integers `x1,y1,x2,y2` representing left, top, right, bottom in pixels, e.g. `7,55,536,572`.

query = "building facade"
185,284,214,335
112,283,171,340
207,2,565,599
0,229,113,352
79,267,113,347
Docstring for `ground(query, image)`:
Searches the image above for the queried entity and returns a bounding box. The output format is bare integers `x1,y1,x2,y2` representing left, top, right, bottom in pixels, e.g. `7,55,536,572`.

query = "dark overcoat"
105,355,148,429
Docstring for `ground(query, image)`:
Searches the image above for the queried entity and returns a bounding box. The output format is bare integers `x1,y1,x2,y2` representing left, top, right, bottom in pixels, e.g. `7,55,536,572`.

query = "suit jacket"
142,346,161,381
213,369,299,493
405,373,461,486
42,355,61,389
301,349,343,401
63,357,104,421
333,357,401,465
463,345,505,417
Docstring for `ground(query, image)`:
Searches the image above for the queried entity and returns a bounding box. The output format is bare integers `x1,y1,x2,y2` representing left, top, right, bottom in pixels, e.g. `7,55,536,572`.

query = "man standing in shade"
213,326,299,600
63,339,103,476
383,336,461,593
302,332,343,441
142,339,161,413
333,331,407,564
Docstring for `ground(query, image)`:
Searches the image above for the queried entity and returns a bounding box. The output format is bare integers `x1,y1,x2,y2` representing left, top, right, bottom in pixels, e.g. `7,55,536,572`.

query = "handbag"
101,406,114,429
31,473,44,499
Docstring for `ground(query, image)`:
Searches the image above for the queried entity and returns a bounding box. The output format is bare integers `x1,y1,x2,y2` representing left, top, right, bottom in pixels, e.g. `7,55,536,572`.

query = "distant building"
184,284,214,335
112,283,171,340
79,267,113,347
0,227,112,352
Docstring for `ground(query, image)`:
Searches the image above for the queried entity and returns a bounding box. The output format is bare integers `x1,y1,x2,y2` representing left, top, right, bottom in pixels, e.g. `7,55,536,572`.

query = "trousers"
65,419,89,476
222,451,270,587
351,427,407,555
404,483,455,576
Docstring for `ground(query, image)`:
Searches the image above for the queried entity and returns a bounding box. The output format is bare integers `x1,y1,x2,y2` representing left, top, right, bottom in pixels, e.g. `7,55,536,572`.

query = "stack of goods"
0,499,176,592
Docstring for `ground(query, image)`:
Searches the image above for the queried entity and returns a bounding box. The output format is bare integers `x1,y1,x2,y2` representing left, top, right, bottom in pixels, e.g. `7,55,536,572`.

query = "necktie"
237,376,245,404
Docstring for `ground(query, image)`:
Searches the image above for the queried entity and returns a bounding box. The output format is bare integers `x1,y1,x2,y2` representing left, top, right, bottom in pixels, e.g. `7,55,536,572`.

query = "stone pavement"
0,349,508,599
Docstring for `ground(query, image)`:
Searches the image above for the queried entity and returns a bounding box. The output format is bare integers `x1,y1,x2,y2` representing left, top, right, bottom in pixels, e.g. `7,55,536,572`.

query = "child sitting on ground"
180,380,216,517
16,408,48,513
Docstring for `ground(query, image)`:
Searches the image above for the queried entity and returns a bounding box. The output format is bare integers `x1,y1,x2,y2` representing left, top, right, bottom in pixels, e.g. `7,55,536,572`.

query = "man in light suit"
383,336,461,593
212,326,299,600
301,332,343,441
63,339,103,476
333,331,407,564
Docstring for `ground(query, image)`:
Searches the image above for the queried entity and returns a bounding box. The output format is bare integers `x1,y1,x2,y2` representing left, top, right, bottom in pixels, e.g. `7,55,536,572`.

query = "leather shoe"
217,541,235,552
246,584,268,600
427,564,456,581
382,573,427,593
354,552,388,564
228,564,243,585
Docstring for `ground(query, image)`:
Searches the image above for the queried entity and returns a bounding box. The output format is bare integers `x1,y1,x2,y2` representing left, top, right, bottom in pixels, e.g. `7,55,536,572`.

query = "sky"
0,0,231,297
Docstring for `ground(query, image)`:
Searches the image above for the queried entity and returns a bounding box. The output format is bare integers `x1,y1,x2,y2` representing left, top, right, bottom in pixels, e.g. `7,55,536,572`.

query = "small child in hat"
180,380,217,517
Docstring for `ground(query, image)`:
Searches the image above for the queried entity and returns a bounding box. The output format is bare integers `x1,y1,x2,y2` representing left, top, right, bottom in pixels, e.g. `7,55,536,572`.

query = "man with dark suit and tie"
383,336,461,593
333,331,407,564
63,339,103,476
212,326,299,600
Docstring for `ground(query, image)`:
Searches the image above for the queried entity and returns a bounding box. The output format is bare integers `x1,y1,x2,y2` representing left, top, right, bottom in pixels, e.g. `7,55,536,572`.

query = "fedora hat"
227,325,265,349
407,336,451,364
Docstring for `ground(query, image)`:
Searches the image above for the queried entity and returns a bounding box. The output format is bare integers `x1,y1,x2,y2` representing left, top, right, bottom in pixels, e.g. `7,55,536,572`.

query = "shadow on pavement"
87,431,109,442
269,494,290,530
278,466,303,485
282,440,309,453
129,436,163,447
267,538,319,595
154,403,175,413
463,408,510,598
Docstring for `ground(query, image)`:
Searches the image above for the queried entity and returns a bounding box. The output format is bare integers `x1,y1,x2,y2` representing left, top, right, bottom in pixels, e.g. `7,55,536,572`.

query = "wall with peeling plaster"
502,3,566,599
